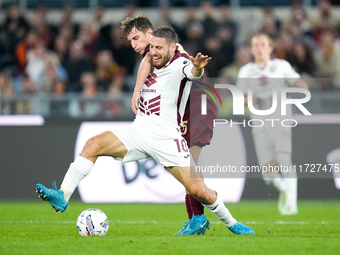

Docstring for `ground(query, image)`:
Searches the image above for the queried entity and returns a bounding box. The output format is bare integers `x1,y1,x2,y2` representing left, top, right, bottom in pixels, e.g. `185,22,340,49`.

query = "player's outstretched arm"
189,53,211,77
131,52,152,114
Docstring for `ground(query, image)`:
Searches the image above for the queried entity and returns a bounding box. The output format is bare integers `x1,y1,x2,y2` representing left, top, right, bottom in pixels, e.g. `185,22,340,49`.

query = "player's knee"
187,183,209,202
82,135,106,156
82,137,98,156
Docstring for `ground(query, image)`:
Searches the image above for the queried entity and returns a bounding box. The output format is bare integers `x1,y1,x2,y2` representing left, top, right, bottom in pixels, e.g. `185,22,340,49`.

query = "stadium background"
0,0,340,202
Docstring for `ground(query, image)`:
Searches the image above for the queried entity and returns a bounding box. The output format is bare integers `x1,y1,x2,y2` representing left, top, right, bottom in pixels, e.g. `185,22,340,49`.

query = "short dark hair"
151,26,177,44
121,14,153,39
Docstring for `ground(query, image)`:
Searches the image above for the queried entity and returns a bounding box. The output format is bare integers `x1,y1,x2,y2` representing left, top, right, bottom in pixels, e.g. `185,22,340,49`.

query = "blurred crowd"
1,0,340,116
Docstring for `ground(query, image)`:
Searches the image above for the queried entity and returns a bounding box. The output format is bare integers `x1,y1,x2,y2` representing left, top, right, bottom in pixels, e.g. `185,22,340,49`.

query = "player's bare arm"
189,53,211,77
131,52,152,114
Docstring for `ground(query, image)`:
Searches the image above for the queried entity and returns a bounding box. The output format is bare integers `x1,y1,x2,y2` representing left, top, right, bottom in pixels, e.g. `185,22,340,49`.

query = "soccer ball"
76,208,109,236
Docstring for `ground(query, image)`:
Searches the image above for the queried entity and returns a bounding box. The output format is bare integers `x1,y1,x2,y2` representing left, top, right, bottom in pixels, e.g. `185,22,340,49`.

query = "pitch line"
0,220,332,225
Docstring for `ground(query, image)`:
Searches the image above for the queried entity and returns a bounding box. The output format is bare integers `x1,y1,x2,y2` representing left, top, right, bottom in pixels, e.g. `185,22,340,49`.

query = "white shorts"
253,127,292,165
111,124,190,167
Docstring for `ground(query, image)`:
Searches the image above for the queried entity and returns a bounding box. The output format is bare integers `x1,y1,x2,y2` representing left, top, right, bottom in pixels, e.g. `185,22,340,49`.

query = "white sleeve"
182,62,204,81
236,65,249,94
282,60,301,86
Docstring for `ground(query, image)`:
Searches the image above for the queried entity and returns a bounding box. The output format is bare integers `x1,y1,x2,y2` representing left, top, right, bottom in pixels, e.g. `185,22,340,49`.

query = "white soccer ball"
76,208,109,236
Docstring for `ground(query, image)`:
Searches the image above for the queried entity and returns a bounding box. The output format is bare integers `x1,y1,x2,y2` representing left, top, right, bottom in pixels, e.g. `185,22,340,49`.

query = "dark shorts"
183,89,218,148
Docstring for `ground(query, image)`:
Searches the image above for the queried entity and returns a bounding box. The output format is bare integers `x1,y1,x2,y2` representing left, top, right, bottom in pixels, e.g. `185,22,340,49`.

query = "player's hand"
131,90,140,115
189,53,211,69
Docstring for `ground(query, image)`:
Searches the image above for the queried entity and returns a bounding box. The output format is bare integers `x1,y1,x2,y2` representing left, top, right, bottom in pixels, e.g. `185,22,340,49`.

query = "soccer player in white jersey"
121,14,218,235
236,33,308,215
36,27,255,235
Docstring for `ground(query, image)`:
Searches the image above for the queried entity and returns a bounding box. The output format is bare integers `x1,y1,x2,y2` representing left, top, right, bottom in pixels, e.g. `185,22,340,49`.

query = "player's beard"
151,49,171,68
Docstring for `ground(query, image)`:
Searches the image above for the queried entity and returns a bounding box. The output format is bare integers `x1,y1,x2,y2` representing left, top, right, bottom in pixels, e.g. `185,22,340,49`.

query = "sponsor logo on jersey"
142,88,156,93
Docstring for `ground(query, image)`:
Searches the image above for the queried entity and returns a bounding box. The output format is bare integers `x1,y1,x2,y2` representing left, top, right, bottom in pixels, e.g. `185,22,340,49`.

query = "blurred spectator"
31,8,54,49
50,80,69,116
284,7,312,37
95,50,120,91
180,6,199,44
274,32,294,63
182,21,205,57
55,6,79,37
0,72,14,95
288,22,317,50
95,24,137,75
69,72,100,117
216,26,236,67
53,35,69,66
0,72,15,114
219,46,252,84
262,6,281,34
58,25,75,44
21,77,35,94
64,40,95,92
15,30,40,74
91,6,105,36
3,4,30,48
312,0,339,31
124,4,136,19
156,5,183,40
202,37,225,77
291,41,316,77
108,69,130,95
80,72,97,96
220,5,238,43
0,4,29,72
37,52,68,92
25,41,46,88
77,23,97,58
101,100,122,118
262,16,280,39
312,0,339,43
0,73,34,114
201,1,220,38
185,6,197,24
314,29,340,89
53,80,67,96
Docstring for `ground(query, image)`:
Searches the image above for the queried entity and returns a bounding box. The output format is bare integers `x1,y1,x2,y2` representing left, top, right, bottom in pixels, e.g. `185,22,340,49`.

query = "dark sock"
185,194,193,219
189,194,204,216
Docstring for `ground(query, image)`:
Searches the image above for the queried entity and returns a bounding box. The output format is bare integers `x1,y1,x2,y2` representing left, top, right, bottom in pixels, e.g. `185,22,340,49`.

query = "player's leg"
182,145,203,219
275,127,297,215
276,152,297,215
187,145,204,216
36,131,127,212
61,131,127,200
166,165,255,235
262,159,285,192
254,131,285,192
176,145,205,235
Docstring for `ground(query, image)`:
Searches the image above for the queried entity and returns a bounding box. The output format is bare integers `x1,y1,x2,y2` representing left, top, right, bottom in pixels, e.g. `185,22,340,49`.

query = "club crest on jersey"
139,95,161,116
269,65,276,72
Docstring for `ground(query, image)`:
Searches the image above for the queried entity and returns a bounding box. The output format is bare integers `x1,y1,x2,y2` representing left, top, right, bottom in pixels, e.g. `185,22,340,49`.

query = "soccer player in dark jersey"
121,14,219,235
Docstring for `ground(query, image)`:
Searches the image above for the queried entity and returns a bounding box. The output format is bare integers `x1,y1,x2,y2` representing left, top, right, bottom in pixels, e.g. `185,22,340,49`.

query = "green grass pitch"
1,200,339,255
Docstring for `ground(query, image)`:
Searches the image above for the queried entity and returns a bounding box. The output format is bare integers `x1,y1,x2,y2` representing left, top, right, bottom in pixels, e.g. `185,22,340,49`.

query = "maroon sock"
189,194,204,216
185,194,193,219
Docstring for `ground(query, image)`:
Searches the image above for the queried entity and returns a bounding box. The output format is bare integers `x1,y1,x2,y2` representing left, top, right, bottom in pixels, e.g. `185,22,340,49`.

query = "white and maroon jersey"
236,58,300,128
134,50,202,138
